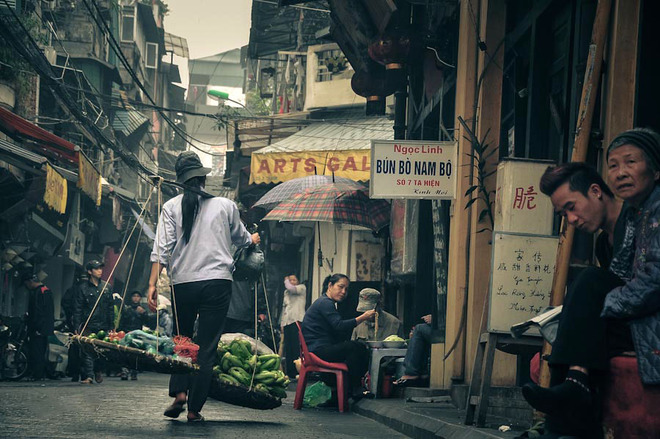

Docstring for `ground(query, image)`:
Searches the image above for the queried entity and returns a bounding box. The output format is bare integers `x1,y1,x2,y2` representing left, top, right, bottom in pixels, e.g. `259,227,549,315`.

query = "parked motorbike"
45,320,69,379
0,315,28,381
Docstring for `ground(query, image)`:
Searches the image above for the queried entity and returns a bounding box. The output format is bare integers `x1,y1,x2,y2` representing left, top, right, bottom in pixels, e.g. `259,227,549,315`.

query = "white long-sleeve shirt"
150,194,252,285
280,278,306,327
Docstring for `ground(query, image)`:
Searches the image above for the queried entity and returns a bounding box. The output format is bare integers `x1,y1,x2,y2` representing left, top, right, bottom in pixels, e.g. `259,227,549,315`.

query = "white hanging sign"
370,140,457,199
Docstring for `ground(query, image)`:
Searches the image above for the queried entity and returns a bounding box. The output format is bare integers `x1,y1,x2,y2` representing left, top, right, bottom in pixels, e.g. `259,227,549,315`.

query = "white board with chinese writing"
488,232,559,334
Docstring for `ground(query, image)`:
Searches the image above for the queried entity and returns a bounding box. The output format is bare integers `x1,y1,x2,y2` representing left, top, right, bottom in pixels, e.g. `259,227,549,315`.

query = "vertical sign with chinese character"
488,232,559,334
78,152,102,206
43,163,68,214
494,158,555,235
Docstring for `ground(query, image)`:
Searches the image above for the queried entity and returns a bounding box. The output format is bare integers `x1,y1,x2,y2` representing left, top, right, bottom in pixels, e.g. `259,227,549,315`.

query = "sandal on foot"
163,401,186,418
187,413,204,423
393,377,421,387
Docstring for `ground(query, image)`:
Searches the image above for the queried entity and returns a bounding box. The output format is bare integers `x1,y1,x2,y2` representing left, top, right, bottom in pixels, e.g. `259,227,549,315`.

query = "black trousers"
282,323,301,379
168,279,232,413
28,334,47,380
549,267,634,371
222,318,253,336
546,267,635,439
314,341,369,392
67,343,80,379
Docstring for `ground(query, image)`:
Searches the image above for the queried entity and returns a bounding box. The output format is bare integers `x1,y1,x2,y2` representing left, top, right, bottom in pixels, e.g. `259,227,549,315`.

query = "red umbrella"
263,182,390,231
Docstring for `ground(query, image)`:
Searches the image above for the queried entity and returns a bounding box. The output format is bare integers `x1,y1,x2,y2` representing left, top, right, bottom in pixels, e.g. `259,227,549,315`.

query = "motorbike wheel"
2,346,28,380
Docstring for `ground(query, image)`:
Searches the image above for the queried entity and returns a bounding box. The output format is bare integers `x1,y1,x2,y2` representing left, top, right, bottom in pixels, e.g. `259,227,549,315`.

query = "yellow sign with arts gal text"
44,163,68,214
249,150,371,184
78,152,102,206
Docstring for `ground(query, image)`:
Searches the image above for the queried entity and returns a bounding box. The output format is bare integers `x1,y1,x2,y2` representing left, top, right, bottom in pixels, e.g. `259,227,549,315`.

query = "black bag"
232,244,264,281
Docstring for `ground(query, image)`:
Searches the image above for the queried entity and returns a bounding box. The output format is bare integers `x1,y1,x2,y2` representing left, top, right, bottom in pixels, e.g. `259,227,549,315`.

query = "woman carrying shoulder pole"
148,151,260,422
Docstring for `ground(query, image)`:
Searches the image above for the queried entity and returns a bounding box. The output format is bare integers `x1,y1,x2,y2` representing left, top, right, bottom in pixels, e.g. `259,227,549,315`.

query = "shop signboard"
43,163,67,214
488,232,558,334
249,149,371,184
78,152,102,206
370,140,457,199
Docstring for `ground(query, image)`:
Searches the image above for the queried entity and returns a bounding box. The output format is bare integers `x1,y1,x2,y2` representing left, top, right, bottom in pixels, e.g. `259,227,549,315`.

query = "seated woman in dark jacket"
302,273,376,398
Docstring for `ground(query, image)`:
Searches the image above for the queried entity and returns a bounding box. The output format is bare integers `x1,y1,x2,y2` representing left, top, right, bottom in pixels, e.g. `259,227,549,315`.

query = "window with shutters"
145,42,158,69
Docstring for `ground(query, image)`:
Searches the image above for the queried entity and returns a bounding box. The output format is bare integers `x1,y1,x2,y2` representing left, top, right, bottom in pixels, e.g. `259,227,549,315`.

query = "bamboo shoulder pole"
538,0,612,389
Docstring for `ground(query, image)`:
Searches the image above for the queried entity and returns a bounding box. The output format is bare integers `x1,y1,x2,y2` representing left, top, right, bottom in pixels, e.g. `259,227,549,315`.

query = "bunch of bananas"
213,339,289,399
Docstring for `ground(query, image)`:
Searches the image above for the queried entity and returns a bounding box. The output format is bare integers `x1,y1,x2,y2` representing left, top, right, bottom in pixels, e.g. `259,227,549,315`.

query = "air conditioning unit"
0,0,20,13
43,0,58,11
43,46,57,65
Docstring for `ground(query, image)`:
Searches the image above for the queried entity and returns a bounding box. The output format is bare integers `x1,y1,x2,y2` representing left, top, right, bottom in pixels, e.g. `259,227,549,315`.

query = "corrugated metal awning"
112,110,150,138
250,112,393,184
164,32,189,58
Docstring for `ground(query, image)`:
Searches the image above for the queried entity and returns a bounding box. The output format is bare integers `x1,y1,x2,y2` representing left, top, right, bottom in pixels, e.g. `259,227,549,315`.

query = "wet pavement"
0,373,406,438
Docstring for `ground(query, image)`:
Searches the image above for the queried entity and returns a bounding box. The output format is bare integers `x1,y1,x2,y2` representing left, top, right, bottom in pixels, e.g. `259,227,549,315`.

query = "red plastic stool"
293,321,350,412
602,356,660,438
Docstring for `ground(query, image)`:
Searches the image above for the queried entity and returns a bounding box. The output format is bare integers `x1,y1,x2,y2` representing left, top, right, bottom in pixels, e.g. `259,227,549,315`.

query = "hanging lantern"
351,69,398,115
368,29,412,70
351,69,397,100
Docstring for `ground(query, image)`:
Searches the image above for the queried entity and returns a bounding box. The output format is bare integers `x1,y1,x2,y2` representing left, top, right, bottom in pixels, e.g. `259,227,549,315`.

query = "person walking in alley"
118,291,148,380
21,272,54,381
223,279,266,335
149,151,260,423
61,275,82,381
73,260,114,384
280,274,306,379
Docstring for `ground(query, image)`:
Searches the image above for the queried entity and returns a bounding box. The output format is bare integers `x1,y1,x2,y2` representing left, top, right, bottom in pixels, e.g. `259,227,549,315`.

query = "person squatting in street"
148,151,260,423
73,260,114,385
21,271,54,381
302,273,377,400
523,129,660,438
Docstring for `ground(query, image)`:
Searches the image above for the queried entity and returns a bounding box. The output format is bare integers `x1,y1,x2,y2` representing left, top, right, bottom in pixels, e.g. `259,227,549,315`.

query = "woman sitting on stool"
301,273,377,399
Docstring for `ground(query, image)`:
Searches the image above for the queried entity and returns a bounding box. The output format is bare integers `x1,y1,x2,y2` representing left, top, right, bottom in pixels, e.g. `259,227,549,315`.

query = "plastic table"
368,347,407,397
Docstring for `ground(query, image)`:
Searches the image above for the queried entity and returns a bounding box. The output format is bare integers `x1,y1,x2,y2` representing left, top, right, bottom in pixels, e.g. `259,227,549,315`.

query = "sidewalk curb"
353,399,515,439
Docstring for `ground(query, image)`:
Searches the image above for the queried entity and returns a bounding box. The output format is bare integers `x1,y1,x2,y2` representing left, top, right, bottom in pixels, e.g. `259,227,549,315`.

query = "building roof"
188,49,244,88
254,111,393,154
164,32,189,58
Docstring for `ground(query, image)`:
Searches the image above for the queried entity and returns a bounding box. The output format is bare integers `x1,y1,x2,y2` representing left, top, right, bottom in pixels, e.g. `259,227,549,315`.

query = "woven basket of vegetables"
207,339,288,410
72,334,198,375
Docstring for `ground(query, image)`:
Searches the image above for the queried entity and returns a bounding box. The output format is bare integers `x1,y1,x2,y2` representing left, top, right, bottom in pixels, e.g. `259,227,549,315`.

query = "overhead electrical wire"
0,0,162,189
80,0,229,157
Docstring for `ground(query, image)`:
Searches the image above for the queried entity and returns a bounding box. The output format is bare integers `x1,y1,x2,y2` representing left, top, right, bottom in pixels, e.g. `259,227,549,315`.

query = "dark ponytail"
181,176,207,244
322,273,349,293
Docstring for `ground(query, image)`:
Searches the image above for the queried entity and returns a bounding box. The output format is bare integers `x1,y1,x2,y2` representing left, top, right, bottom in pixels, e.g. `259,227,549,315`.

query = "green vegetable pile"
213,339,289,399
118,329,175,356
384,335,405,342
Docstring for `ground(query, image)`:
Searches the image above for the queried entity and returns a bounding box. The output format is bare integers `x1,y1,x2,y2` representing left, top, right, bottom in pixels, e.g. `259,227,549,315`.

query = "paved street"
0,373,406,438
